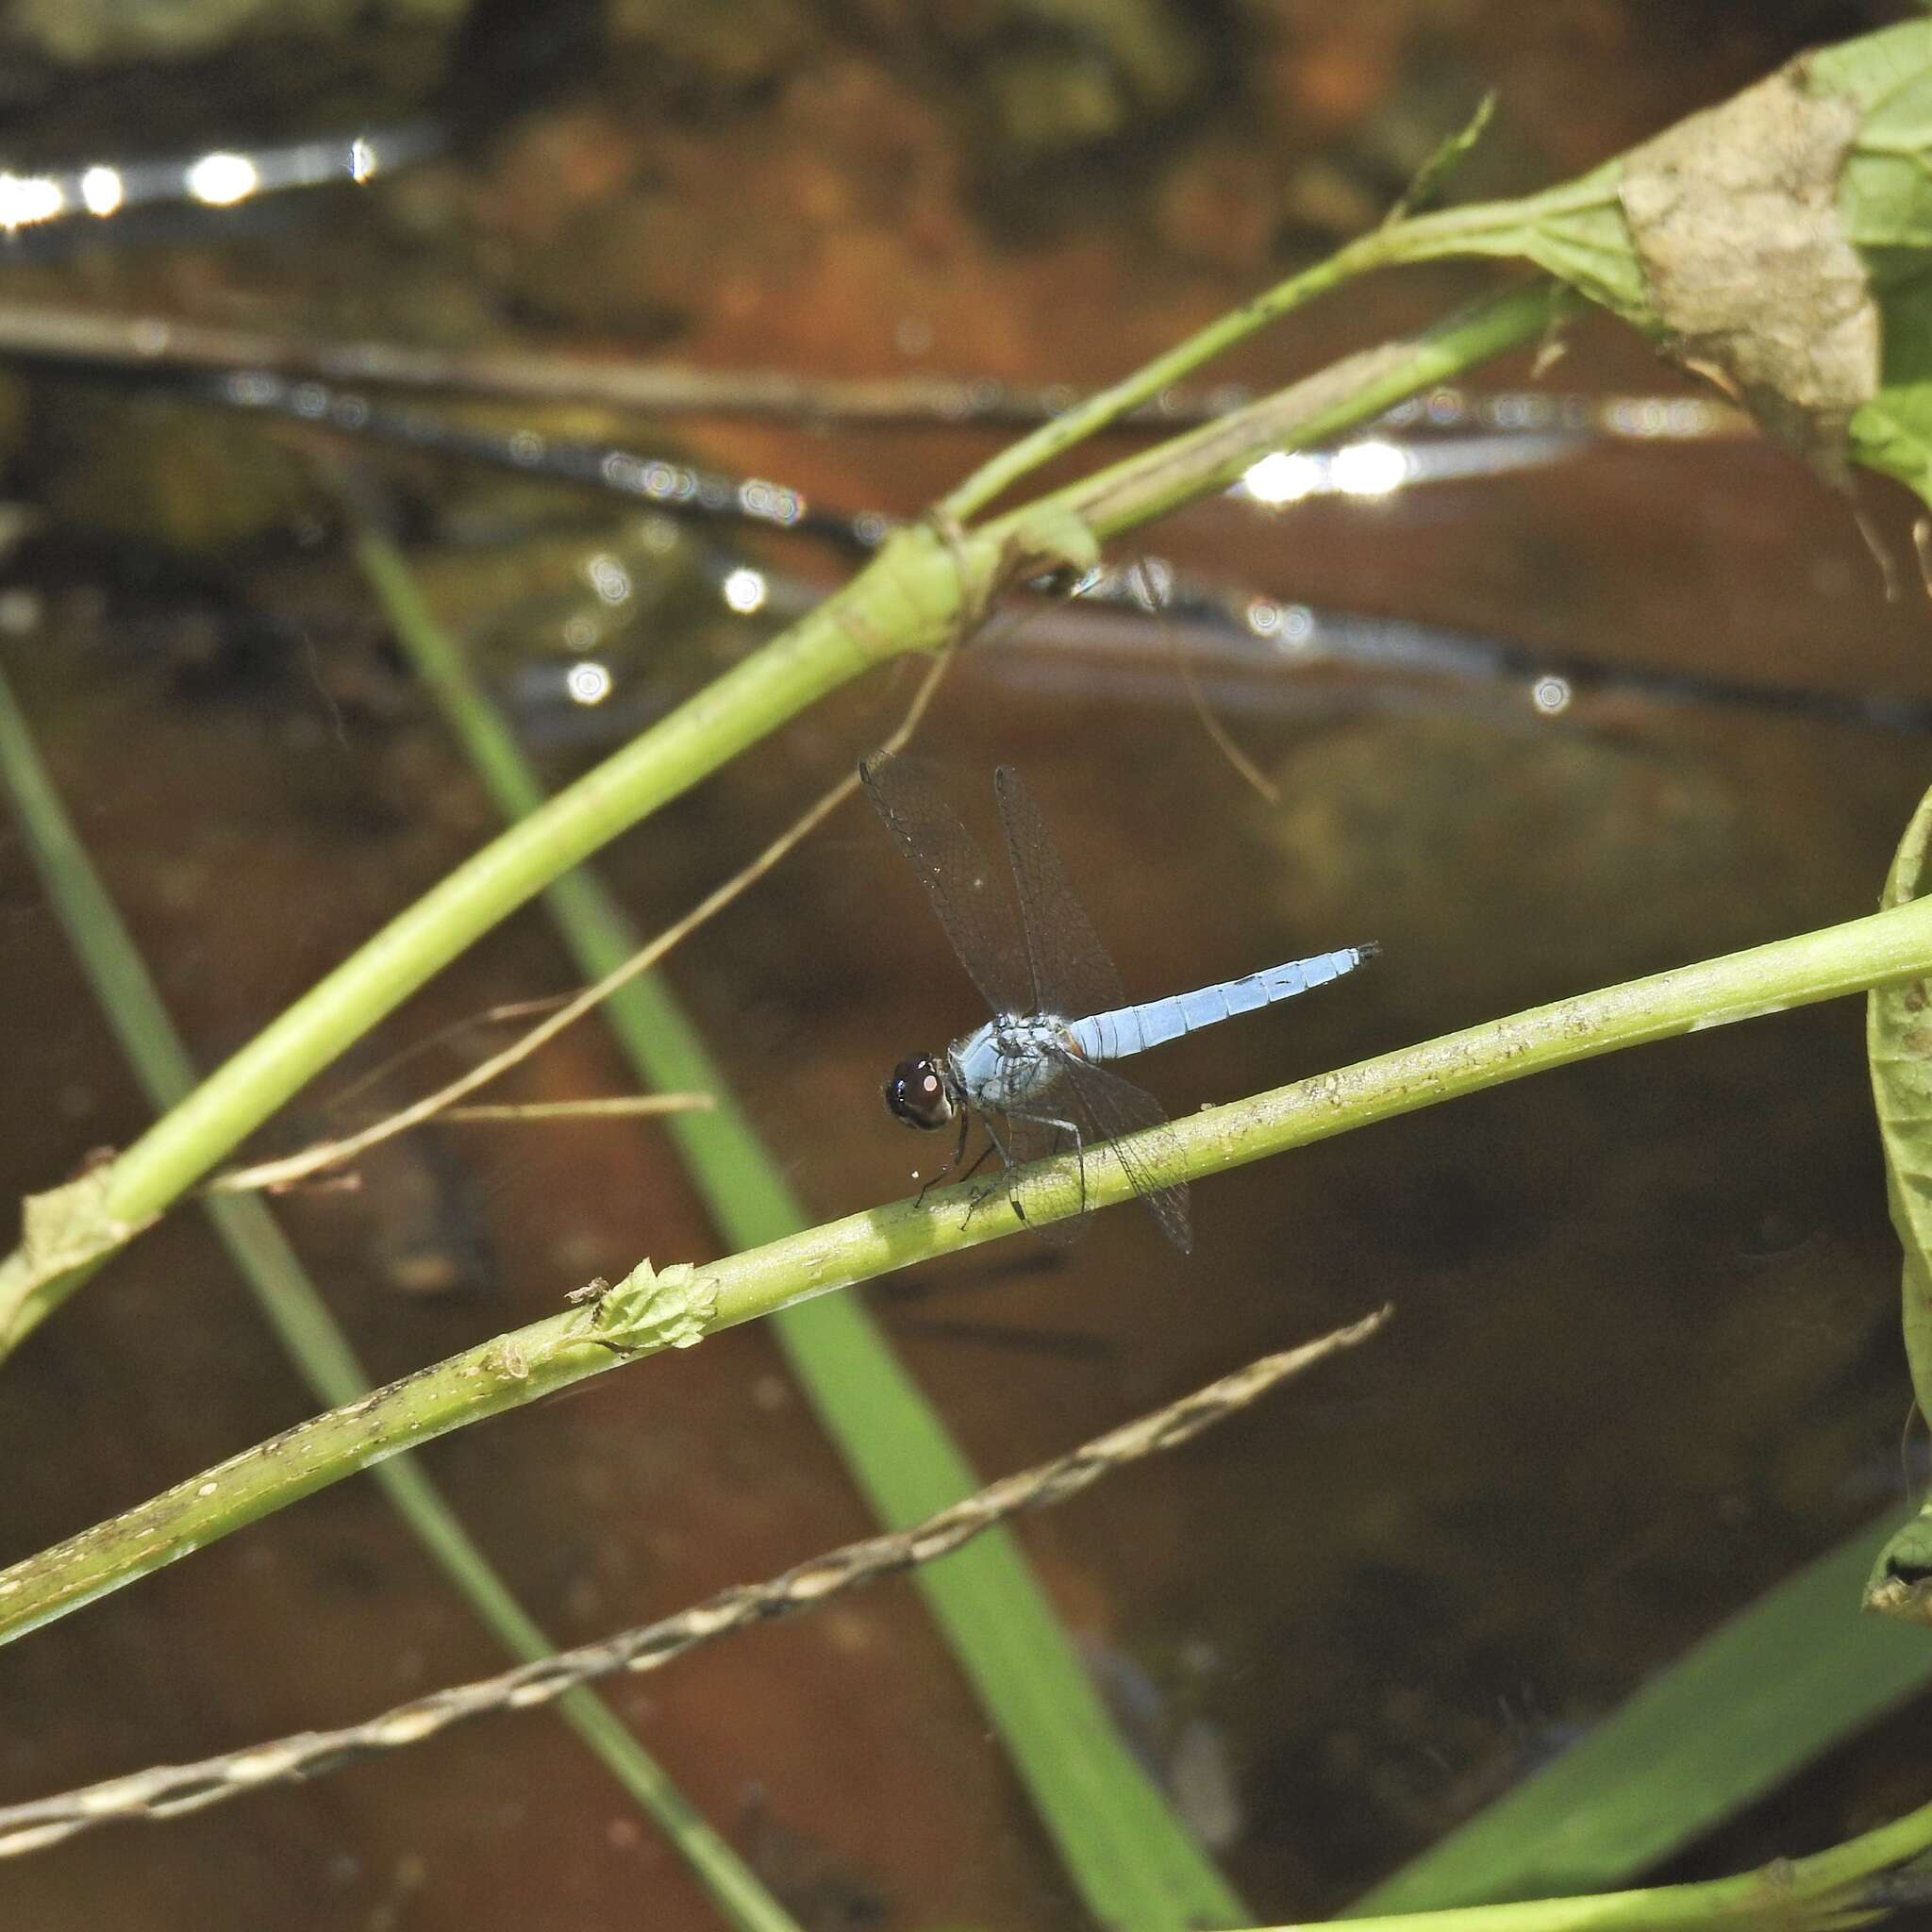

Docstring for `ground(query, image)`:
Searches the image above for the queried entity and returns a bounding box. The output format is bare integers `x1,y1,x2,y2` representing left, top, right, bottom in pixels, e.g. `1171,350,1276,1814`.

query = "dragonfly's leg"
914,1109,974,1208
955,1130,1000,1189
1001,1110,1087,1227
958,1113,1027,1228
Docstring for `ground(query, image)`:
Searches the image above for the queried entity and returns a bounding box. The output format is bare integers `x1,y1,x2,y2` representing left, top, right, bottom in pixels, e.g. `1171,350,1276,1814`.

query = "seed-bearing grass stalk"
0,1312,1390,1858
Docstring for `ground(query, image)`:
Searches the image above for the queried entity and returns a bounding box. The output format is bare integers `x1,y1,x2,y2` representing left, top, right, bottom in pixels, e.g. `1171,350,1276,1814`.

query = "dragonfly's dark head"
884,1053,956,1131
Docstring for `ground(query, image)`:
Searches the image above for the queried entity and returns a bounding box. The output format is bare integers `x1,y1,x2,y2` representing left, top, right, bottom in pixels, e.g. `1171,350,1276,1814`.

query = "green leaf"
589,1258,717,1354
1865,778,1932,1622
1351,1516,1932,1911
1384,21,1932,479
1847,267,1932,501
1378,171,1643,320
1815,18,1932,279
1868,776,1932,1416
19,1165,141,1282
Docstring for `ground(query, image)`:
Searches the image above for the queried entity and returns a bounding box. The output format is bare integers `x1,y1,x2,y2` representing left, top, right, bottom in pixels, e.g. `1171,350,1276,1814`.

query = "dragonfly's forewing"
866,757,1191,1252
861,754,1032,1015
991,767,1127,1023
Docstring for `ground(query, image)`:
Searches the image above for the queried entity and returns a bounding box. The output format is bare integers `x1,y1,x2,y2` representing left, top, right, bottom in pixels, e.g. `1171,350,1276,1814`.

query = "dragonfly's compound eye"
885,1055,954,1130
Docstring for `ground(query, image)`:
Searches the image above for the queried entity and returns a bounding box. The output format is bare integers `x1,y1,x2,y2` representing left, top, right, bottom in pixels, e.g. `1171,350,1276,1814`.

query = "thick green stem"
6,891,1928,1647
941,237,1388,517
1266,1784,1932,1932
1024,280,1558,544
0,521,970,1351
939,217,1557,520
0,281,1557,1360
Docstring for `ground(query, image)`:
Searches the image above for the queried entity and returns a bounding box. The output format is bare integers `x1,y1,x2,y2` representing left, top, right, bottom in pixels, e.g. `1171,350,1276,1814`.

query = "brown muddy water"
1,3,1930,1928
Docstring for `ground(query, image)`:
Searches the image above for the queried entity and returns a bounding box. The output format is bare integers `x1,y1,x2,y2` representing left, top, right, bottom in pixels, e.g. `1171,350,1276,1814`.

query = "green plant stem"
941,224,1557,520
1351,1517,1932,1913
1006,281,1557,542
8,891,1930,1650
941,233,1393,518
367,526,1247,1924
0,278,1556,1360
0,517,967,1352
0,667,802,1932
1268,1789,1932,1932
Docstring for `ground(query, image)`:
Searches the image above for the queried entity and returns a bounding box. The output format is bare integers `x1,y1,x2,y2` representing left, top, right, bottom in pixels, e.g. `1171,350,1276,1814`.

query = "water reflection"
0,8,1924,1927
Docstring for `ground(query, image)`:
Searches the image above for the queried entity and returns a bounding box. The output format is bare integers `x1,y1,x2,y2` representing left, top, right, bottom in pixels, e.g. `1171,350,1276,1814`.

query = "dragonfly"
859,754,1376,1252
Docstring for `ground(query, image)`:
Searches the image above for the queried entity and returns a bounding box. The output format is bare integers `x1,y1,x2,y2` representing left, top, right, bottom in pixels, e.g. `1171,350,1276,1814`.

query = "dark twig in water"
0,295,1751,438
30,347,1925,736
177,365,889,556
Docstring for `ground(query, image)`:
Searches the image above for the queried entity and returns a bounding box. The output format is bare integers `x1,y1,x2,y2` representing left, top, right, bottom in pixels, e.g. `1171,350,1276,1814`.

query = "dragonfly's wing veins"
995,1110,1089,1244
1052,1050,1192,1254
866,757,1193,1253
861,754,1032,1015
992,767,1128,1024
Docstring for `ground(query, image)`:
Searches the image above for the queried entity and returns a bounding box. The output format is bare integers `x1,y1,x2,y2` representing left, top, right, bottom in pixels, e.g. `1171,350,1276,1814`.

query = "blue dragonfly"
859,754,1375,1252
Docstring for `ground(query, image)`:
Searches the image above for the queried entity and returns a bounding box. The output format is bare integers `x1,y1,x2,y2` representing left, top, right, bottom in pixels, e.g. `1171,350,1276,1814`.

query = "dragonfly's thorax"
949,1012,1078,1115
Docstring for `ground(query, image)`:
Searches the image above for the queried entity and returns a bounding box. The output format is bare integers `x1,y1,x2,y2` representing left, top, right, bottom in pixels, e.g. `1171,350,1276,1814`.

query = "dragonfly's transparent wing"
861,754,1032,1016
994,1109,1089,1246
1051,1049,1192,1254
991,767,1127,1022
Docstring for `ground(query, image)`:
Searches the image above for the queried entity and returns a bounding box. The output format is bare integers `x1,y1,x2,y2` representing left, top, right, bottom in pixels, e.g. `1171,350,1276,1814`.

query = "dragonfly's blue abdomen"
1066,946,1374,1064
